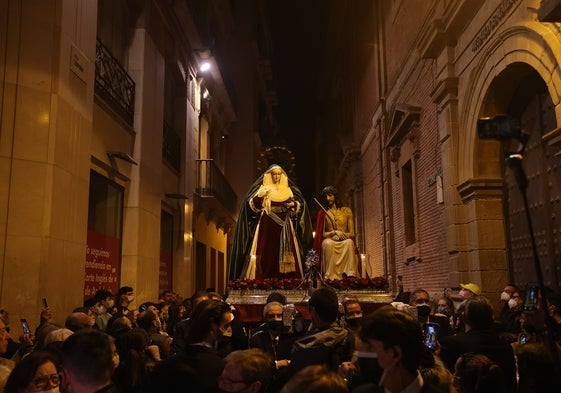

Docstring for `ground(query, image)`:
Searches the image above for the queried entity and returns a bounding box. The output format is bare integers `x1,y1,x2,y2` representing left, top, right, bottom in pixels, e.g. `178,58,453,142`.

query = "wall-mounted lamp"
200,62,211,72
108,151,138,165
196,64,212,80
165,193,189,199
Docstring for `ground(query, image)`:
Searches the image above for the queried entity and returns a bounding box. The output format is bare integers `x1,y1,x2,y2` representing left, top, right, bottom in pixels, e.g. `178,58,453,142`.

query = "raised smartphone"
20,318,31,335
423,322,439,351
523,283,539,313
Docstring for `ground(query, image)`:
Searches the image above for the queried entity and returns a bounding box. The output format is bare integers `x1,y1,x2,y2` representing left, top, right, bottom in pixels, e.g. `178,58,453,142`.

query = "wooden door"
504,90,561,290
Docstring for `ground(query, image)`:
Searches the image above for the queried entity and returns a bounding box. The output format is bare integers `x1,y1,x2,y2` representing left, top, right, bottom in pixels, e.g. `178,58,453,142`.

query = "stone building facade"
0,0,277,331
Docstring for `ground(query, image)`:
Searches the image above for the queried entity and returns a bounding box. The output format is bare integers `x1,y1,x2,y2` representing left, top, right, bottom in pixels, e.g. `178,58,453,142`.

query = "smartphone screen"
423,322,439,351
20,318,31,335
519,333,527,345
282,304,295,327
524,283,539,313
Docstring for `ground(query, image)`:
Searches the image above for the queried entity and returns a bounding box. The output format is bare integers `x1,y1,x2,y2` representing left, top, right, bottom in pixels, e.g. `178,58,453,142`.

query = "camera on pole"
477,114,522,140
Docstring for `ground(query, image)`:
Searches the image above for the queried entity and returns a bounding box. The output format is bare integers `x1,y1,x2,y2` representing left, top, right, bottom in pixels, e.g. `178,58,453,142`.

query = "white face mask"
500,291,511,301
508,298,518,309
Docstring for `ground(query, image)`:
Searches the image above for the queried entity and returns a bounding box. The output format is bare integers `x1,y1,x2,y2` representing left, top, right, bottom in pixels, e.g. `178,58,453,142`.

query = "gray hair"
262,301,283,319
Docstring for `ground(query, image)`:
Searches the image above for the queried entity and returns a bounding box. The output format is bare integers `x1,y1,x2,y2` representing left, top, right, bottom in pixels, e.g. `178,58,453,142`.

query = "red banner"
84,230,121,300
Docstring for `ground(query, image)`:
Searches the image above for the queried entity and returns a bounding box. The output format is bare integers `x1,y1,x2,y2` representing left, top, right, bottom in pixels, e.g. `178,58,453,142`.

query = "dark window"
402,160,416,245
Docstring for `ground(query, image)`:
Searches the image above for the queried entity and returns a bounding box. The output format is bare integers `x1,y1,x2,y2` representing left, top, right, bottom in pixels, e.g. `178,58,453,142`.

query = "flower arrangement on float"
323,276,389,290
227,276,389,291
227,249,389,292
227,277,304,291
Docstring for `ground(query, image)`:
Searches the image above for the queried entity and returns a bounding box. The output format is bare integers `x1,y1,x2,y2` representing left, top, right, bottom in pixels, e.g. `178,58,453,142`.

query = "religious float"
226,250,393,324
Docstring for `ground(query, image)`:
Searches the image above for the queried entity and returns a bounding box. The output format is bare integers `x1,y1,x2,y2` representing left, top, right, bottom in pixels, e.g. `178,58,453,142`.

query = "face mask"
126,295,134,303
36,388,60,393
500,291,511,301
106,300,115,309
508,298,518,309
346,317,362,328
267,320,283,332
416,304,431,319
437,306,448,316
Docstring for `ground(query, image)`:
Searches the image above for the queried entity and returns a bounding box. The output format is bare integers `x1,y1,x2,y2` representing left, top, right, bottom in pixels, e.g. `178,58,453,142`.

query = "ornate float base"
226,288,394,325
226,288,393,304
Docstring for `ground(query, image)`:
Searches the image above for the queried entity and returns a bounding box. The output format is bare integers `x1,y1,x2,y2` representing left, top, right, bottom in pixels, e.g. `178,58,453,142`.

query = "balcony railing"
95,38,136,126
196,159,238,215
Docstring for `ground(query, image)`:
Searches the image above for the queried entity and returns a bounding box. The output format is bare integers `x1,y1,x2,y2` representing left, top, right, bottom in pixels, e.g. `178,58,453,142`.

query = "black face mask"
417,304,431,320
268,320,283,332
346,317,362,329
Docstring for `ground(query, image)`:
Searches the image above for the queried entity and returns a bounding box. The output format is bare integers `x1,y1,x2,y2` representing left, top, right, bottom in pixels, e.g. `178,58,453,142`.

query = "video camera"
477,115,522,140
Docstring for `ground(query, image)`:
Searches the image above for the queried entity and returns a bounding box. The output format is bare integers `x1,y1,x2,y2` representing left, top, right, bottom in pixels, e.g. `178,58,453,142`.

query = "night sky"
267,1,330,201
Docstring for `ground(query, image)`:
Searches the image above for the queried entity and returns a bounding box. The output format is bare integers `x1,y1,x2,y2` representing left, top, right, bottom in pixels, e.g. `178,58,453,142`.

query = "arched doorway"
481,63,561,290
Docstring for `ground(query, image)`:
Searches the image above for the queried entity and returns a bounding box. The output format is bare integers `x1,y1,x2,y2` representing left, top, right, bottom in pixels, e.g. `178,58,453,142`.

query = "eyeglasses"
217,375,254,388
32,374,60,389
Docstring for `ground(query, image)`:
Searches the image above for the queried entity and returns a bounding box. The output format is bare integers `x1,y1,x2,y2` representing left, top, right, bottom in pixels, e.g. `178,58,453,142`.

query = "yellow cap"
460,283,481,296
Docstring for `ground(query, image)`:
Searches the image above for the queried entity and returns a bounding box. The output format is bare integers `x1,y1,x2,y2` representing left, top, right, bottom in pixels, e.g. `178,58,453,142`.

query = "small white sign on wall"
70,45,88,82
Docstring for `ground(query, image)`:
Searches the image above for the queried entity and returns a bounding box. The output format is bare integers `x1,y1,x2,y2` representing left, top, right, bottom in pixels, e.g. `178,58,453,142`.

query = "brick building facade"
319,0,561,303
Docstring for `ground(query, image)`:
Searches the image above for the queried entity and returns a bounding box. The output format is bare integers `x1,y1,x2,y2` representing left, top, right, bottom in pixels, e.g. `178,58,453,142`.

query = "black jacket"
290,323,355,374
439,328,516,393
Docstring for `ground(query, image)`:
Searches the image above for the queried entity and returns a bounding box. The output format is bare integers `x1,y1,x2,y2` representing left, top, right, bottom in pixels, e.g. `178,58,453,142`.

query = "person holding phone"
409,289,454,340
357,306,446,393
423,323,439,352
249,301,295,371
439,296,517,393
499,290,524,343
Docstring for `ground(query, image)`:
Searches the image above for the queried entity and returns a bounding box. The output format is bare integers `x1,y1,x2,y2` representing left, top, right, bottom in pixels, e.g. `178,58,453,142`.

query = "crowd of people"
0,281,560,393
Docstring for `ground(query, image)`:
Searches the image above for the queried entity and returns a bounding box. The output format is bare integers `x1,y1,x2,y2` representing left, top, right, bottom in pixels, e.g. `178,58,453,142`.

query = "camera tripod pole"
506,153,561,378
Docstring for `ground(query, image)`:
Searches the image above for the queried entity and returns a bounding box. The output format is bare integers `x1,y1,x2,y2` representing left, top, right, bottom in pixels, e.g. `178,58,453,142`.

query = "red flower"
227,276,389,291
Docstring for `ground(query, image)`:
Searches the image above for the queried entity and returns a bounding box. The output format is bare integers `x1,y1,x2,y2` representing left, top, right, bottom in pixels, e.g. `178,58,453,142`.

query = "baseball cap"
460,283,481,296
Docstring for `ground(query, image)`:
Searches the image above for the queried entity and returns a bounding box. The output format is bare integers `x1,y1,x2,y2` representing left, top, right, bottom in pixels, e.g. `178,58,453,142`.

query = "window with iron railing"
95,38,136,126
196,159,237,214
